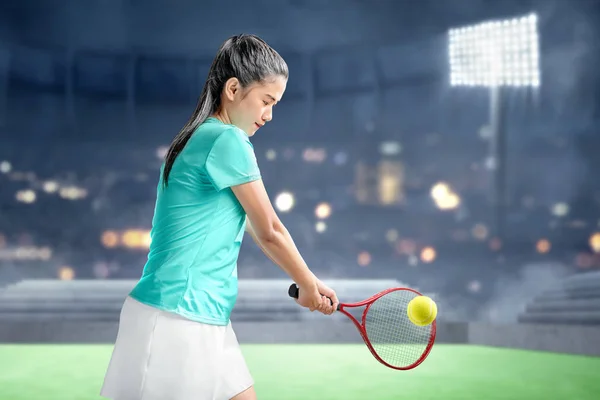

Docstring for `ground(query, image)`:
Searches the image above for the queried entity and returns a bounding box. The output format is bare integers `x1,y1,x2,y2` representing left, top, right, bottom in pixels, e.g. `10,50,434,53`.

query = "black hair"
161,34,288,187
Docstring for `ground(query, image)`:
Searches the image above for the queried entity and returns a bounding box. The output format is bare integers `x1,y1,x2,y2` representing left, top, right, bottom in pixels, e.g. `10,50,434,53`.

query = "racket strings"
364,290,433,368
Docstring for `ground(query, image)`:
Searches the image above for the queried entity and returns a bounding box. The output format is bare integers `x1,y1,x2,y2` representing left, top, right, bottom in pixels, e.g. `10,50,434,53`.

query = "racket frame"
289,284,436,370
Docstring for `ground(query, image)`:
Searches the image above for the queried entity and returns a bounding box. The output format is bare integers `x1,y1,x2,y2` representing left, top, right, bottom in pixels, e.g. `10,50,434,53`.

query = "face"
222,75,287,136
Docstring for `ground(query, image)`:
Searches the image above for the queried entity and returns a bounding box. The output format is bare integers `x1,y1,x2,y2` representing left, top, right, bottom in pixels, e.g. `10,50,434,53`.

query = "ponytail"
161,82,217,187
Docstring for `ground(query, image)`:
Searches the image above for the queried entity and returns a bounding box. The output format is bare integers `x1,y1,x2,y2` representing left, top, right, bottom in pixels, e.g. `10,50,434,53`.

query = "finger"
329,291,339,308
316,297,325,313
319,286,333,298
315,297,325,314
318,289,335,308
326,300,335,315
331,298,339,312
326,298,334,311
321,296,332,315
321,296,331,314
314,299,321,311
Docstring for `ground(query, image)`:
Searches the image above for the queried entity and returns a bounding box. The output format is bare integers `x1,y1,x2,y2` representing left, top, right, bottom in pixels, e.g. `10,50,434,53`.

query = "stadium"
1,0,599,399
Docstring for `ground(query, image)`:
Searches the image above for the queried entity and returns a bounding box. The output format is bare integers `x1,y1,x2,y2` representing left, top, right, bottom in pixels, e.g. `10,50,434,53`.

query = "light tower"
448,13,540,239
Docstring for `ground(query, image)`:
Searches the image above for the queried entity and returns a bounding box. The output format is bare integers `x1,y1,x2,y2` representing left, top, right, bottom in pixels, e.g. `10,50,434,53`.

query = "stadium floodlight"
448,13,540,88
447,13,541,240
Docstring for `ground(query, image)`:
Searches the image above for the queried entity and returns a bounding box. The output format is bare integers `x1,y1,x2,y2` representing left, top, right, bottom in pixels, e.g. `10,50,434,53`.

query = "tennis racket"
288,283,436,370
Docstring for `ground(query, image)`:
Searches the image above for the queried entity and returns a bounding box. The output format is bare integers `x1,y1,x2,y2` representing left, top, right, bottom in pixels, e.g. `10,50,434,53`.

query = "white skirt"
100,296,254,400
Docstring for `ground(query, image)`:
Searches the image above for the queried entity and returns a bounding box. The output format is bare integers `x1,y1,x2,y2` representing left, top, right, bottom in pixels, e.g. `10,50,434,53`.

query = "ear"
223,77,240,102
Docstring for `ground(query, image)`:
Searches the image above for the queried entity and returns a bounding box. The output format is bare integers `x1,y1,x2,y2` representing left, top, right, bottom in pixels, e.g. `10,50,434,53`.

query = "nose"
262,109,272,122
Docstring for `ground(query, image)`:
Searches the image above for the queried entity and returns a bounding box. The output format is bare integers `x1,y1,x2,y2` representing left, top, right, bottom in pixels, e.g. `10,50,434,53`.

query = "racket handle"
288,283,300,299
288,283,337,309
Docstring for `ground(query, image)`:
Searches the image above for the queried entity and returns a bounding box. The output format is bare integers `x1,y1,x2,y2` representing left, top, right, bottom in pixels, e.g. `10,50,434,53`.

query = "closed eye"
265,94,278,106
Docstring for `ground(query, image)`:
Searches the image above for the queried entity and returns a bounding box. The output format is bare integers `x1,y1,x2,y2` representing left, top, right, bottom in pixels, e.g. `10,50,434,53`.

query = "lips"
255,123,262,129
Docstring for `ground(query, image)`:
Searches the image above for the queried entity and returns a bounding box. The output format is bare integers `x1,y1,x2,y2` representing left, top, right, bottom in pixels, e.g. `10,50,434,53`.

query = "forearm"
247,220,316,289
248,226,277,265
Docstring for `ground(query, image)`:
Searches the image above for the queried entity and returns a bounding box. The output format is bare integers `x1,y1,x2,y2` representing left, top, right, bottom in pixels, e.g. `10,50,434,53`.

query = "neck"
211,109,232,125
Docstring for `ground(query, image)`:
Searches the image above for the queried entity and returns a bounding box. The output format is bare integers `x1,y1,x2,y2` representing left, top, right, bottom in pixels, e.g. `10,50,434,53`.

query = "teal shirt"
129,117,261,325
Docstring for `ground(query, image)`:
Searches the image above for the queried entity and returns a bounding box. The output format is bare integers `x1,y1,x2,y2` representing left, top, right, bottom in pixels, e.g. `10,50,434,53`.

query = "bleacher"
518,271,600,325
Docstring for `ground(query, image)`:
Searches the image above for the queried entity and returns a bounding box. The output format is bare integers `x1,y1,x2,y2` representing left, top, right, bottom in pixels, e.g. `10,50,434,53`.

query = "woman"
100,34,339,400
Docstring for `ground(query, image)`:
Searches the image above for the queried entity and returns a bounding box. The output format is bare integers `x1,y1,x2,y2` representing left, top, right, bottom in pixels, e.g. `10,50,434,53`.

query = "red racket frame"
289,285,437,370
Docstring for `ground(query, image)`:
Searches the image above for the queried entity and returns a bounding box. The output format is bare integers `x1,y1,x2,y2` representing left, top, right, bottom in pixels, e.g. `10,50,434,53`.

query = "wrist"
296,274,318,293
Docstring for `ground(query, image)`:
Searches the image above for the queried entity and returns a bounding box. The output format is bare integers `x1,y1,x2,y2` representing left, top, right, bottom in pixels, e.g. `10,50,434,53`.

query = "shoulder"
192,120,250,148
215,125,251,146
184,120,246,156
209,125,254,155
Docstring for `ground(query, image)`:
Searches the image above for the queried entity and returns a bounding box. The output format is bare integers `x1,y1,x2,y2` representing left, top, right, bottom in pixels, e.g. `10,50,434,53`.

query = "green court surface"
0,344,599,399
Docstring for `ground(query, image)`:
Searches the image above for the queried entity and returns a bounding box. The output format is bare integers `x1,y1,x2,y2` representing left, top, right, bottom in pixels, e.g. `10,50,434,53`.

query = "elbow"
256,220,285,244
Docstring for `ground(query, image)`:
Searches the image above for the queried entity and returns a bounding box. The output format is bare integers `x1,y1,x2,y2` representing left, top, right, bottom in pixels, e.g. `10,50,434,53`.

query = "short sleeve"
205,128,261,191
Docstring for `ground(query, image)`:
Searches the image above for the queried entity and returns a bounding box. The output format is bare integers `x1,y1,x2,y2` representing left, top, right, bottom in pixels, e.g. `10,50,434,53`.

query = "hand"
316,279,339,315
295,283,325,312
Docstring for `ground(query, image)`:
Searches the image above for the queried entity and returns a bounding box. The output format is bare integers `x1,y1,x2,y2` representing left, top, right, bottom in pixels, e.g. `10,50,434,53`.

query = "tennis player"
100,34,339,400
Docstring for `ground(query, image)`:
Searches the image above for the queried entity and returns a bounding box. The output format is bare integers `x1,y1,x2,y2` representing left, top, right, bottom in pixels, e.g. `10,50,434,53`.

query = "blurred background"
1,0,599,323
1,1,600,398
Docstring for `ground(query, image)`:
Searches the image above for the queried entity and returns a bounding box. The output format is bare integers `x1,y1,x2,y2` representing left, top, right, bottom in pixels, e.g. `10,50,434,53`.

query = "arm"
232,180,317,293
245,217,318,280
204,128,333,312
245,219,274,263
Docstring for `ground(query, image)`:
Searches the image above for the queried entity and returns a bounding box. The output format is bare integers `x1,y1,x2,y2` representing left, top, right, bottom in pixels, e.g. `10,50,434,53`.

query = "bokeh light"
275,192,295,212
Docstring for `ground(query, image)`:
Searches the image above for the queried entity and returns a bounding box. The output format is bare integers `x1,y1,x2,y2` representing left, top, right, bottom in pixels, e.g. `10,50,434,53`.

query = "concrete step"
534,288,600,302
563,271,600,291
525,299,600,313
517,311,600,325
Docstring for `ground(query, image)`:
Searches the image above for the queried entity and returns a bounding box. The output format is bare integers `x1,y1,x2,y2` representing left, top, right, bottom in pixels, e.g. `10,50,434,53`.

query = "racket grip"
288,283,336,308
288,283,300,299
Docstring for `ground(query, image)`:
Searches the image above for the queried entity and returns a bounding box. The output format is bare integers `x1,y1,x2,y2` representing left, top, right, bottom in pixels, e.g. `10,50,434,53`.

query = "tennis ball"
407,296,437,326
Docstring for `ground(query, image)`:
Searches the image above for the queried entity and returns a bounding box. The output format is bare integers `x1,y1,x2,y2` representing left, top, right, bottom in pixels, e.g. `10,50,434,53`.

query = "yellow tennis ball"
407,296,437,326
